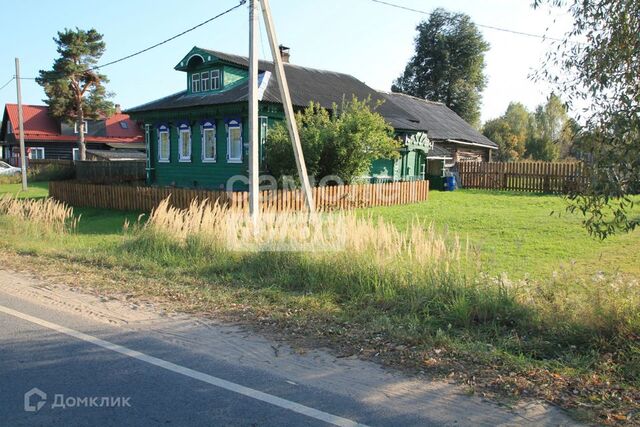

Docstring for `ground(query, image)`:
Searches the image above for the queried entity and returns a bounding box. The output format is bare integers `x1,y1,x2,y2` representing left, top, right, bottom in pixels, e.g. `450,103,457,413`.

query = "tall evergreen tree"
392,8,489,128
36,28,113,161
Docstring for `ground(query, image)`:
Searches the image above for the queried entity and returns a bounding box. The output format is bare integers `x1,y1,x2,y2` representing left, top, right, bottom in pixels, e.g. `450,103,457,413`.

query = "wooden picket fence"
49,180,429,212
458,161,586,193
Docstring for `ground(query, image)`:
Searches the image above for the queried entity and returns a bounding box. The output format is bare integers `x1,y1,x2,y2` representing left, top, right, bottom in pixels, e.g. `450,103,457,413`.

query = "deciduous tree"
392,8,489,128
526,94,572,161
483,102,530,161
533,0,640,238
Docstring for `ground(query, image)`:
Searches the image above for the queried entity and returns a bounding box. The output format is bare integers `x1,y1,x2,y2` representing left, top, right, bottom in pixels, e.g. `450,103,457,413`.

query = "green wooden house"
127,47,496,190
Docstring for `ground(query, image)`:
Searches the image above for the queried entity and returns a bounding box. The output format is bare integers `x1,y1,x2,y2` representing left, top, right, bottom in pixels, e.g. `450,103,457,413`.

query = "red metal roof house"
0,104,144,164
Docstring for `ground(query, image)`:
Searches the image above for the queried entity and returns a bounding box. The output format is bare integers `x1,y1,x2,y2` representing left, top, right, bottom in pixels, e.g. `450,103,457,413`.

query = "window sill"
202,158,217,163
227,159,242,164
158,159,170,163
179,159,192,163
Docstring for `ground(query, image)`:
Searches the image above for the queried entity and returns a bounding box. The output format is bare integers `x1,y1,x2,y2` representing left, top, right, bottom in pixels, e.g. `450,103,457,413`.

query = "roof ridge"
5,103,48,109
199,47,360,79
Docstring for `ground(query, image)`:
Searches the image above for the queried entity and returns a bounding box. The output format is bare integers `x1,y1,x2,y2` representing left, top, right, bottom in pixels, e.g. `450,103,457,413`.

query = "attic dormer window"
192,73,200,93
201,71,210,92
211,70,220,90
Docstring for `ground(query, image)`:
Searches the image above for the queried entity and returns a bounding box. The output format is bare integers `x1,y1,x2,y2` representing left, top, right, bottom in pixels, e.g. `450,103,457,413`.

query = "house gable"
175,47,249,96
0,106,9,141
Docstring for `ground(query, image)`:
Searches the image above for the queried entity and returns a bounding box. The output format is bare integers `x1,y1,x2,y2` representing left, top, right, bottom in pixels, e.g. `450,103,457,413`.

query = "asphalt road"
0,270,579,426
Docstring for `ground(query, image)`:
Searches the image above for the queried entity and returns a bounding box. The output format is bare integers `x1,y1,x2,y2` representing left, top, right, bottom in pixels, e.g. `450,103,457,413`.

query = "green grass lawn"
366,190,640,279
0,181,141,252
0,182,50,199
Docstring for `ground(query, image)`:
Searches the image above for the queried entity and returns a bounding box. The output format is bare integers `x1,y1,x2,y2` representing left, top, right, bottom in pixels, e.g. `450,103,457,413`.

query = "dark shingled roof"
381,92,497,148
128,48,496,149
128,49,416,125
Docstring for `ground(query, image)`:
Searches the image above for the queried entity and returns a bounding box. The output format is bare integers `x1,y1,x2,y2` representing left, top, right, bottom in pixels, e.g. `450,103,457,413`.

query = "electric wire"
92,0,247,70
369,0,565,42
0,77,15,91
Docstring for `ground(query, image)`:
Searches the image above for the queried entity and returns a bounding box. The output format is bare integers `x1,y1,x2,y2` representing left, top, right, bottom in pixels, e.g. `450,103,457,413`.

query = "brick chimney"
278,45,290,63
114,104,122,114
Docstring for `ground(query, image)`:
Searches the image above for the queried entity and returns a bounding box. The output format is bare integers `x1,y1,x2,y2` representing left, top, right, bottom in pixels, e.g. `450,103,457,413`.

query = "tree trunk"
77,107,86,161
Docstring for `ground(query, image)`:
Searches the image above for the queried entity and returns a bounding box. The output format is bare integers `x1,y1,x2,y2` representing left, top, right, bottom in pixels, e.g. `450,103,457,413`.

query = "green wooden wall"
369,158,396,182
134,103,283,190
133,101,430,189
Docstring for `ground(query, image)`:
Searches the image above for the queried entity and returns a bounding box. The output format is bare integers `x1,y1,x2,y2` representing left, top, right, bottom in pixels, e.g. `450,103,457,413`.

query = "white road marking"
0,304,368,427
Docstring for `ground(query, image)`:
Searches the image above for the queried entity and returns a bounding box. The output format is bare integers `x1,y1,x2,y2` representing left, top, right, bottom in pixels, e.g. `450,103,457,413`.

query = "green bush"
265,97,400,184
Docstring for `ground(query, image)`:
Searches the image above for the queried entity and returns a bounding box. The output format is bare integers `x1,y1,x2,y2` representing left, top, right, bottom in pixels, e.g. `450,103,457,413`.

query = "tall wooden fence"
458,161,586,193
75,161,146,184
49,180,429,212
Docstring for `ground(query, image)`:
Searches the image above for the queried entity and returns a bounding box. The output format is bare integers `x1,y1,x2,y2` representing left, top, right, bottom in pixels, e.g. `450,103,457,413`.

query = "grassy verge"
0,188,638,424
0,182,50,199
366,190,640,279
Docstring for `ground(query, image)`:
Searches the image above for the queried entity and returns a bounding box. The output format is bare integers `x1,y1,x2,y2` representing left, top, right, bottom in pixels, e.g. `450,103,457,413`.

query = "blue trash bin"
444,175,456,191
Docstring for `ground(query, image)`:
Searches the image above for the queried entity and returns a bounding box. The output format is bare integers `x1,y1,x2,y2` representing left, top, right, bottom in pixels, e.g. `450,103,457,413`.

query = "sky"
0,0,573,124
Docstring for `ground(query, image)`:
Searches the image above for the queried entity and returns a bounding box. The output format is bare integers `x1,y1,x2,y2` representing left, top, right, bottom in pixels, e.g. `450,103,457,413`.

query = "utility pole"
259,0,315,213
15,58,28,191
248,0,260,222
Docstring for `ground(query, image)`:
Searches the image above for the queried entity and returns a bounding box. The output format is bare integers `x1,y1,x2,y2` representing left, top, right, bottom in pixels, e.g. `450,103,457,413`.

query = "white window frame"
72,148,80,162
201,71,210,92
226,120,242,163
29,147,45,160
191,73,200,93
74,121,88,134
157,126,170,163
178,124,192,163
201,122,217,163
211,69,220,90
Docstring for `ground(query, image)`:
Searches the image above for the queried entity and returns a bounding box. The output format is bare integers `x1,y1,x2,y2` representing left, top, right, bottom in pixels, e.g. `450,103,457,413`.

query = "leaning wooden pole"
259,0,315,213
248,0,260,222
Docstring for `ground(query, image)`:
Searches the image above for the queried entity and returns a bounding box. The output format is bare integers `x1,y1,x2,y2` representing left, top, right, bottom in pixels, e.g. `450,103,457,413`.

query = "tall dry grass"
131,197,527,329
0,195,78,233
142,197,464,263
129,197,640,379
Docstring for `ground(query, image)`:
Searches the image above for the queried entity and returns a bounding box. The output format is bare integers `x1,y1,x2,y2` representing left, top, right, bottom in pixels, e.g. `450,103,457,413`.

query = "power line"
0,77,15,91
93,0,247,70
368,0,565,42
14,1,246,82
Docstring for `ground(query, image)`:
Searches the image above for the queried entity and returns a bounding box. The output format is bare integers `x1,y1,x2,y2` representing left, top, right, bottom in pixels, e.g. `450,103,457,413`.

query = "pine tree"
36,28,114,161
